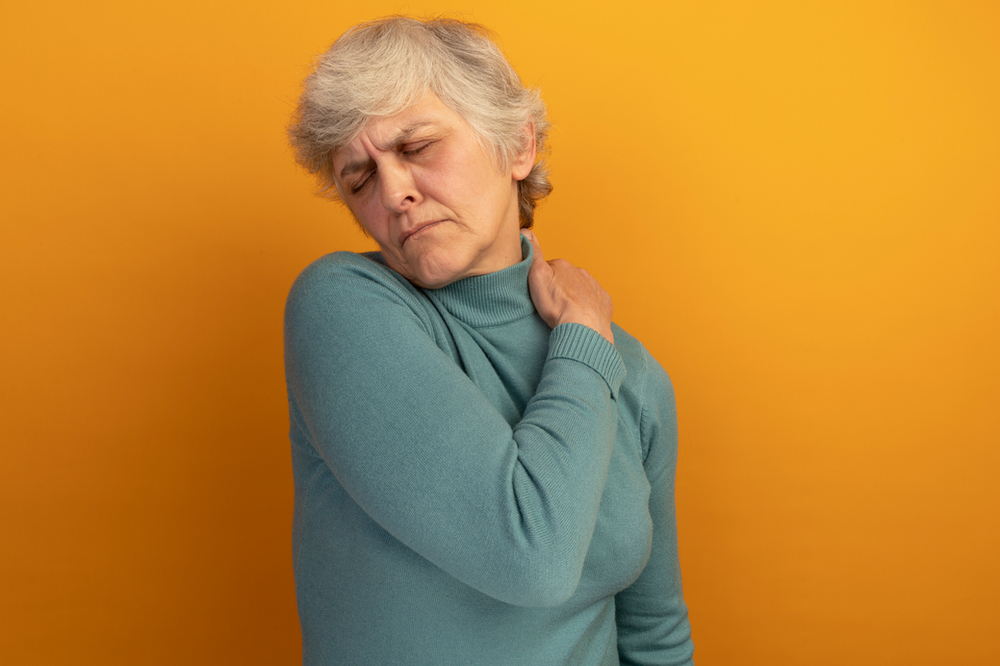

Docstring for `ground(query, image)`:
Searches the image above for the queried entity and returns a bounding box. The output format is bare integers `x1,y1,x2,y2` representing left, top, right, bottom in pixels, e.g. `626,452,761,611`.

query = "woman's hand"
522,229,614,345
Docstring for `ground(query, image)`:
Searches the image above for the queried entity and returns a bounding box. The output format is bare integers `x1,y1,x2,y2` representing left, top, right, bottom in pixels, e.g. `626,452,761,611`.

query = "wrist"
556,315,614,345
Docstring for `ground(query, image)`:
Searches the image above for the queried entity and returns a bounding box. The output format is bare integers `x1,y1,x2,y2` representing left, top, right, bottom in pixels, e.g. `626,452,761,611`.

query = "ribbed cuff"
547,323,626,397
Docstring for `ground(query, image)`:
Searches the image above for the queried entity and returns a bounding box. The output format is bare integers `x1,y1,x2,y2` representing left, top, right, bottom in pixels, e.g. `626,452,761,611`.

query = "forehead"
334,94,461,165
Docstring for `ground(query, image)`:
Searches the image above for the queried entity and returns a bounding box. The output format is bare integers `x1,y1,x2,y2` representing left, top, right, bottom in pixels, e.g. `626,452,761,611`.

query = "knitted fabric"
284,236,694,665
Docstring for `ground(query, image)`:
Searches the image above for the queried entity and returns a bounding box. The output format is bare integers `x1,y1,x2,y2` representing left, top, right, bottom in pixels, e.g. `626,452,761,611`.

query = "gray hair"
287,16,552,228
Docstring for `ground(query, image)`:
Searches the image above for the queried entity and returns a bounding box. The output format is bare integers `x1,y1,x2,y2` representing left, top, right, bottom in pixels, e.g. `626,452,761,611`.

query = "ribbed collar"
425,235,535,328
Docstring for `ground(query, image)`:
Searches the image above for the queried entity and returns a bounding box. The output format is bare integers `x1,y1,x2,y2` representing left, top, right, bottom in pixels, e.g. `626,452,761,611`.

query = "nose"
378,159,421,214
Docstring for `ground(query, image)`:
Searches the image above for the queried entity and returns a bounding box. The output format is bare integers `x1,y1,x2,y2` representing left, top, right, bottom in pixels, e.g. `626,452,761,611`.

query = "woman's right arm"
284,242,621,608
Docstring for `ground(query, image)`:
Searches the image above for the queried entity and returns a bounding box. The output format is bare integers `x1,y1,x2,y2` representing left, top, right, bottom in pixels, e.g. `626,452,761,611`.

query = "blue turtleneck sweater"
284,236,693,665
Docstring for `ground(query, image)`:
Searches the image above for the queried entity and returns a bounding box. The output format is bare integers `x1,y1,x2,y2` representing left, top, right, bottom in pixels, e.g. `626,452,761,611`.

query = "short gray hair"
287,16,552,228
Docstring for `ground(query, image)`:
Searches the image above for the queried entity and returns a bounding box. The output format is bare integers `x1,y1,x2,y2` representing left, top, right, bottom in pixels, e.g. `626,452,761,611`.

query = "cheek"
354,202,387,237
433,163,499,211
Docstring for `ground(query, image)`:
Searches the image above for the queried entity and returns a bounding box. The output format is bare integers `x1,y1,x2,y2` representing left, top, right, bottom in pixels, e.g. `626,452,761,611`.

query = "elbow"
491,505,598,607
523,574,580,609
497,553,585,608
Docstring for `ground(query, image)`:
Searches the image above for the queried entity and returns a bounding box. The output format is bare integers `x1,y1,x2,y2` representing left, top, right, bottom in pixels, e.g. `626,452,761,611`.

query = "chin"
411,272,460,290
406,257,471,290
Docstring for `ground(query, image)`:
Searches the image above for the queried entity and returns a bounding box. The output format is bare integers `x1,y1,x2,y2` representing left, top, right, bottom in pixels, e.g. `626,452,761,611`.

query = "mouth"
400,219,445,245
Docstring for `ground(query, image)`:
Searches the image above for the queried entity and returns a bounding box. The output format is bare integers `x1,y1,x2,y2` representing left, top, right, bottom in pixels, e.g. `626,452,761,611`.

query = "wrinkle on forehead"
336,96,455,182
355,91,443,147
368,121,436,152
335,120,436,182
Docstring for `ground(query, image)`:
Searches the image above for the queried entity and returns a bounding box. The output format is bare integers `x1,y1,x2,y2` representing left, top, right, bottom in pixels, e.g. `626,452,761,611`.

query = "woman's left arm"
615,361,695,666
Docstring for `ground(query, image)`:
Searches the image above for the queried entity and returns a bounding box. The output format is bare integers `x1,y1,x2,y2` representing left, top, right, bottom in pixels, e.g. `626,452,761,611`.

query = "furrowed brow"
338,121,436,181
379,121,434,150
338,157,373,181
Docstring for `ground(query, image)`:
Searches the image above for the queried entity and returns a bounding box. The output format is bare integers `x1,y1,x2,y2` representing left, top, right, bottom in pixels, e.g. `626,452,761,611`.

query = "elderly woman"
284,16,694,666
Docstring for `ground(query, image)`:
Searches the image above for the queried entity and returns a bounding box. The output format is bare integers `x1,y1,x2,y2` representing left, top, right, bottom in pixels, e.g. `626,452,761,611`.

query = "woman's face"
332,93,534,289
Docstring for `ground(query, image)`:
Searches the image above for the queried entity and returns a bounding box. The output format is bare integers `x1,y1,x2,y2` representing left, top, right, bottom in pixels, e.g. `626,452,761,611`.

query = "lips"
400,219,445,245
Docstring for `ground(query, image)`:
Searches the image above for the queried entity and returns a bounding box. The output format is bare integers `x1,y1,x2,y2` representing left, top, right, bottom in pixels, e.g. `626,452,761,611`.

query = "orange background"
2,1,998,664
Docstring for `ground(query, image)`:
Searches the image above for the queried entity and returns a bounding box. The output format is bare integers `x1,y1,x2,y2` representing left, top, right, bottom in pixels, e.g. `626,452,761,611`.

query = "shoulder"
288,251,408,302
611,324,678,461
612,325,675,404
284,251,439,348
286,251,426,317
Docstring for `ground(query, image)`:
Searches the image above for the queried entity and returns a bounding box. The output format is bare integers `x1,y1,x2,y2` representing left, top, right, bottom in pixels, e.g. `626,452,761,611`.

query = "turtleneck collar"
424,235,536,328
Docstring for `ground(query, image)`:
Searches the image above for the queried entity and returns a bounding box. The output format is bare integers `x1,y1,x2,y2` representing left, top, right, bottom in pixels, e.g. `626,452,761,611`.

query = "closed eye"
402,140,433,156
350,170,375,195
347,139,433,194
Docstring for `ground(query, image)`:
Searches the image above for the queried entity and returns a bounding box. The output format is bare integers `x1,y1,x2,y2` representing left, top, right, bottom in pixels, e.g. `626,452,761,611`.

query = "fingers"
521,229,547,270
523,229,555,301
522,230,615,345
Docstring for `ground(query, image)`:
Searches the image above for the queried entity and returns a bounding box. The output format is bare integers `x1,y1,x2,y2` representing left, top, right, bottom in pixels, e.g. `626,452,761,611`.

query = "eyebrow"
338,121,435,182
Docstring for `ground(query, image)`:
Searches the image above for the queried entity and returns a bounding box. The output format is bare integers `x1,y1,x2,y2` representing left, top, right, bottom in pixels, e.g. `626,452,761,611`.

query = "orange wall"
2,1,998,664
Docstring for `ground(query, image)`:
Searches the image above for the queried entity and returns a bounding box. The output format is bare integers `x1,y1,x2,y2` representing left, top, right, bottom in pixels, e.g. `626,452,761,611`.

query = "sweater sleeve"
284,254,626,608
615,358,695,665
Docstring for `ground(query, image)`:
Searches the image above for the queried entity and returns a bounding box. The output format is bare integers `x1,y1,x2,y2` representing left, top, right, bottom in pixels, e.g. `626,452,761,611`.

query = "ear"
511,119,536,181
